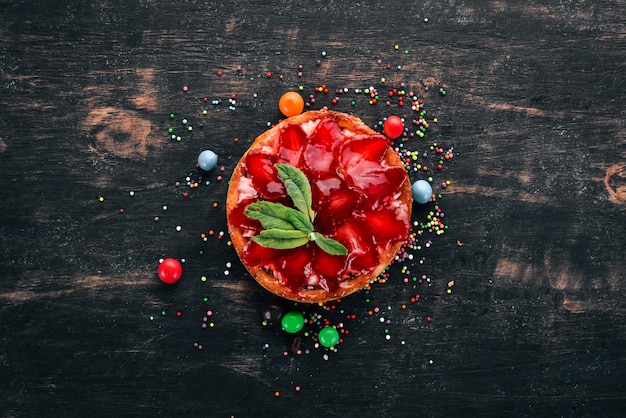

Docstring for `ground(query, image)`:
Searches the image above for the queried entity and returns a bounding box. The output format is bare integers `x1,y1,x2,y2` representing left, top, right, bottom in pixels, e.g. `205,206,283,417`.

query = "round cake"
226,110,412,303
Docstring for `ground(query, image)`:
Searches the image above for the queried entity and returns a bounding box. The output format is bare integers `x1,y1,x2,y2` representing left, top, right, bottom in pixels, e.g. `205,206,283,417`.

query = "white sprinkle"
176,225,182,231
129,191,135,197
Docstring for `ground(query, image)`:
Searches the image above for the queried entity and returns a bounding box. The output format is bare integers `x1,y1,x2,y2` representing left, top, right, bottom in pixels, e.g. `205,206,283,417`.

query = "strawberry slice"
341,136,403,205
280,123,307,150
243,239,315,292
335,215,379,274
312,175,343,198
357,165,408,204
313,246,347,283
303,144,334,176
229,197,262,234
340,134,389,169
311,117,343,150
312,176,363,234
278,123,307,166
243,151,285,200
303,118,342,176
274,244,314,291
327,185,362,223
242,240,282,267
364,205,411,245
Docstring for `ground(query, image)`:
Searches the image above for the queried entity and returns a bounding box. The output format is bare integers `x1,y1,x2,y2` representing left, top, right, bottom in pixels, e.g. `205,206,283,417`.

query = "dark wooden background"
1,0,625,416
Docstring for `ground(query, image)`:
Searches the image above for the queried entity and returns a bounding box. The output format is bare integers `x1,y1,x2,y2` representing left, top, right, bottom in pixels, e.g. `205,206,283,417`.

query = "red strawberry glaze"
242,240,314,291
313,246,348,281
353,165,408,206
229,197,262,237
340,134,389,167
277,123,306,166
311,176,363,235
242,239,282,267
335,215,380,275
364,205,411,244
303,118,343,177
243,151,285,200
275,244,315,290
236,114,410,295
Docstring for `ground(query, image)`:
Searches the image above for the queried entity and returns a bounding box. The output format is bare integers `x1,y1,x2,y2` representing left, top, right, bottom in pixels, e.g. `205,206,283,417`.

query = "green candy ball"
318,326,340,348
281,311,304,334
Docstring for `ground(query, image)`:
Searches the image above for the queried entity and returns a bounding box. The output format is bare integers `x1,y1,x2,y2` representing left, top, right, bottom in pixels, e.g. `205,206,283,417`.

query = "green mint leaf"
313,232,348,256
276,163,315,221
245,201,313,232
244,201,297,230
252,229,309,249
286,207,314,233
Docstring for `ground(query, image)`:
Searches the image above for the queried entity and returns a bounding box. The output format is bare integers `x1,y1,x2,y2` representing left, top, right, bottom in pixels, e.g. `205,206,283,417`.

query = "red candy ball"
383,115,404,139
158,258,182,284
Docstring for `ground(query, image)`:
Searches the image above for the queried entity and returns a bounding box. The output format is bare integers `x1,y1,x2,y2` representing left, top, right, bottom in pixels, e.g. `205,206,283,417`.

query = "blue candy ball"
411,180,432,204
197,150,218,171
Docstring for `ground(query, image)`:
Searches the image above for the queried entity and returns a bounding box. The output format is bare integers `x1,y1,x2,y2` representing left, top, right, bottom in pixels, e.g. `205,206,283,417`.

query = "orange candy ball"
278,91,305,117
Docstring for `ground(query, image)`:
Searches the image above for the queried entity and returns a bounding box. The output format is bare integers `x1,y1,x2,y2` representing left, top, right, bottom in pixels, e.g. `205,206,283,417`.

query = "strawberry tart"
226,110,412,303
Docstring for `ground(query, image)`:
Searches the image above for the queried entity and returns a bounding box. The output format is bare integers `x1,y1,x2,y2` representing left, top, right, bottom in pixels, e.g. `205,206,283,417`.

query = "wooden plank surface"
1,0,625,416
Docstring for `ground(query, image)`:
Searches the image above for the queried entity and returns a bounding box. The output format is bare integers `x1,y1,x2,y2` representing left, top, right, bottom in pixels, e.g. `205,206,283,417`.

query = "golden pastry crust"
226,110,412,303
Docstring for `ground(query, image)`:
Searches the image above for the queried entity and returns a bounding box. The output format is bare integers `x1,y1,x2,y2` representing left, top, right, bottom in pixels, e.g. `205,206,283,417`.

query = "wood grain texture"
1,0,625,416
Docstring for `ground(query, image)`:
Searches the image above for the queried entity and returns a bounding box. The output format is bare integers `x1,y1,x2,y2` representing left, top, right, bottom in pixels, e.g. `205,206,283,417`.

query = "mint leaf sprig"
244,163,348,256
